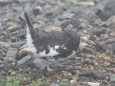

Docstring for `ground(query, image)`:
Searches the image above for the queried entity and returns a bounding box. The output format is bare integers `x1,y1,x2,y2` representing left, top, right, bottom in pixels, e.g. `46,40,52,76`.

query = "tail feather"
24,12,37,53
24,12,33,30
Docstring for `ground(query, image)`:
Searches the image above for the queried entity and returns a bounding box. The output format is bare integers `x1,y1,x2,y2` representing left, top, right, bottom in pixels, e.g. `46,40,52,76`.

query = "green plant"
29,76,52,86
0,74,27,86
59,82,68,86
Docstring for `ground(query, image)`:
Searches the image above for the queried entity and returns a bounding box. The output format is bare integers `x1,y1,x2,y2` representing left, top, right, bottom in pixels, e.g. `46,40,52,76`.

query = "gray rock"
95,0,115,21
82,59,94,66
81,47,94,53
98,38,115,52
62,71,72,79
16,29,26,38
110,74,115,82
5,48,18,61
16,56,31,66
103,61,111,67
80,70,108,80
50,83,60,86
87,82,100,86
10,43,20,48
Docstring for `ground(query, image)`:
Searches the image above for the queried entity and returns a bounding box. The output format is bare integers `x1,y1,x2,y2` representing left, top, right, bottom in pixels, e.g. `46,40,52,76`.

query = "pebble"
70,79,78,86
33,6,42,15
50,83,59,86
62,71,72,79
87,82,100,86
103,61,111,67
110,74,115,82
16,56,31,66
10,43,20,48
7,24,20,32
80,70,108,80
45,26,62,32
82,59,94,66
16,29,26,38
5,48,19,61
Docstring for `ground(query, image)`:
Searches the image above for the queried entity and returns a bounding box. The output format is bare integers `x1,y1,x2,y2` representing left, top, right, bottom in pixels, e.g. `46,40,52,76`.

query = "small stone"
81,36,89,41
16,56,31,66
80,42,88,48
10,37,17,42
50,83,59,86
110,32,115,36
0,50,6,57
45,26,62,32
70,79,78,86
103,61,111,67
62,71,72,79
0,42,10,48
16,29,26,38
16,50,28,60
87,82,100,86
33,6,42,15
80,70,108,80
10,43,20,48
82,29,88,33
11,71,17,76
7,24,20,32
110,74,115,82
81,47,94,53
5,48,19,61
82,59,94,66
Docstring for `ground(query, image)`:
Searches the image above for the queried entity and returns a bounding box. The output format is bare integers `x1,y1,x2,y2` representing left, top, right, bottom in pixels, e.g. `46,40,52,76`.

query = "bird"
23,12,80,59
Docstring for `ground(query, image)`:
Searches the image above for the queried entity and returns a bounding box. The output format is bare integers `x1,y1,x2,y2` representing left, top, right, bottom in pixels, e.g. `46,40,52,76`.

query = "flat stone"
87,82,100,86
80,70,108,80
5,48,19,61
50,83,59,86
110,74,115,82
82,59,94,66
16,56,31,66
7,24,20,32
16,29,26,38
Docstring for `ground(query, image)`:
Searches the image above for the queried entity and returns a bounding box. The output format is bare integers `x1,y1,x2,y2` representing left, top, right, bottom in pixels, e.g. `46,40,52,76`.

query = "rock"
98,38,115,52
108,16,115,29
110,74,115,82
16,29,26,38
82,59,94,66
0,42,10,48
62,71,72,79
87,82,100,86
80,70,108,80
0,50,6,57
103,61,111,67
70,79,78,86
33,6,42,15
7,24,20,32
95,0,115,21
33,58,47,69
16,50,28,60
10,43,21,48
81,47,94,53
45,26,62,32
10,37,18,42
92,28,106,36
50,83,60,86
16,56,31,66
5,48,19,61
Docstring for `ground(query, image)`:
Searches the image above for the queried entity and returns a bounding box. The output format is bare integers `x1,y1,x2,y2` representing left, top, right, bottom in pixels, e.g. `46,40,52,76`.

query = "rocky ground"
0,0,115,86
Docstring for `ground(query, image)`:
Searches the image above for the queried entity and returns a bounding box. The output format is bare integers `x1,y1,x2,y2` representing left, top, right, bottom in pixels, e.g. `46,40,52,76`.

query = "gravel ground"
0,0,115,86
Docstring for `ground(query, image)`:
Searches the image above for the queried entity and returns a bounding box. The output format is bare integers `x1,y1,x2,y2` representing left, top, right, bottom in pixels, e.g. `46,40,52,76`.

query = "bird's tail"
24,12,37,53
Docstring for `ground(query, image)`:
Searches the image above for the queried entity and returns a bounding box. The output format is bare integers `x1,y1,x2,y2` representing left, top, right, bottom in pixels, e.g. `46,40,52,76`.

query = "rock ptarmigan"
23,12,80,59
